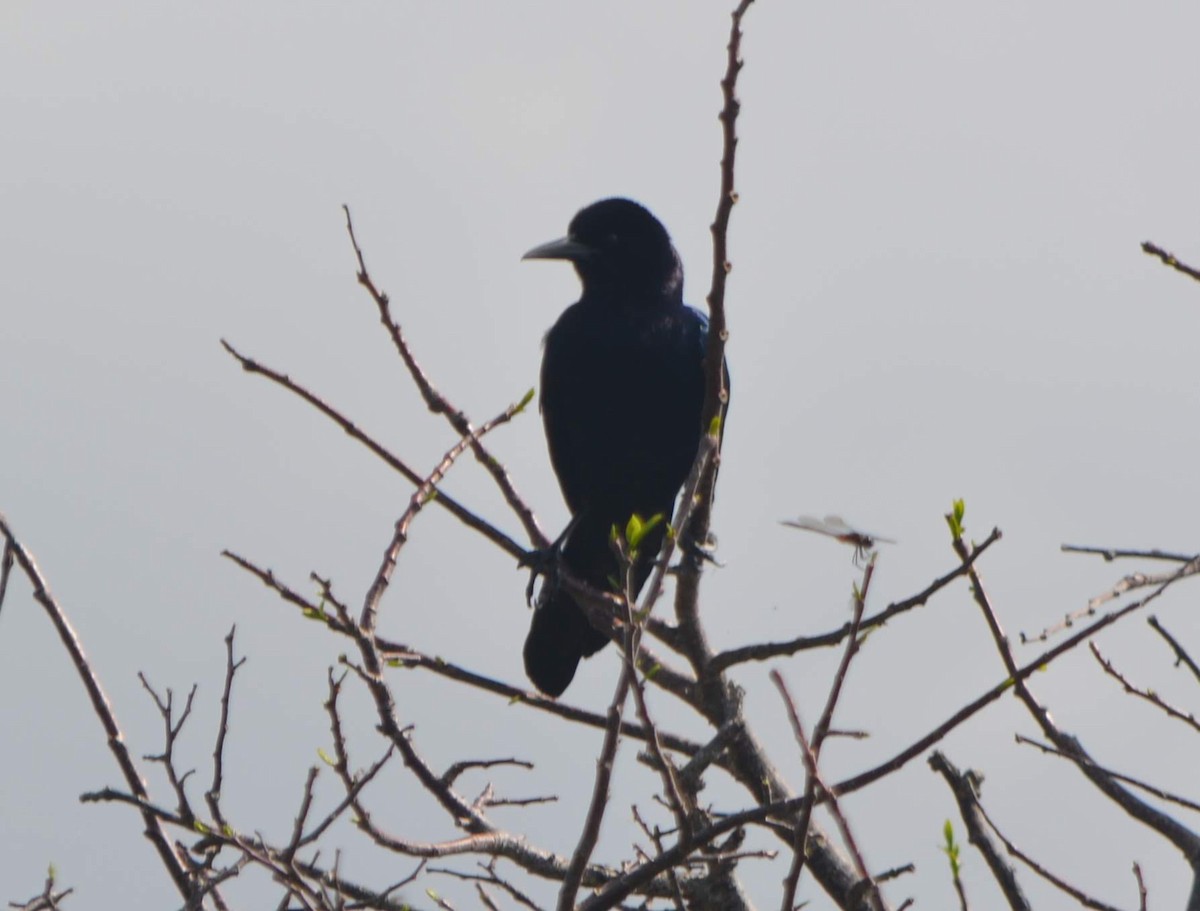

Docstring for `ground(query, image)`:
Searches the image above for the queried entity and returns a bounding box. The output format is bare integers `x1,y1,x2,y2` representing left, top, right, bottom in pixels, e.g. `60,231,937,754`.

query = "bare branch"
0,513,198,903
1091,642,1200,735
221,550,717,761
773,668,881,911
431,861,546,911
951,522,1200,888
1142,240,1200,284
834,566,1181,796
558,661,634,910
206,626,244,831
0,539,13,619
1148,616,1200,686
137,674,200,827
343,204,548,550
929,752,1030,911
8,874,74,911
1016,734,1200,815
360,396,521,630
1061,544,1197,563
712,528,1001,672
220,339,531,560
938,753,1129,911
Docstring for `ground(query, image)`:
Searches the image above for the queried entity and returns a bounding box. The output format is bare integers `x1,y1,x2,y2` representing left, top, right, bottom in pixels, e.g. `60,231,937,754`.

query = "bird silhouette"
521,198,725,696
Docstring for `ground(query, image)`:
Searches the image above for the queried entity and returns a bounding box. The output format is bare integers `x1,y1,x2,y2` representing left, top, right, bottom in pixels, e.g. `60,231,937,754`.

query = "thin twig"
221,550,714,760
360,396,521,630
220,339,533,558
1016,734,1200,815
771,672,824,911
1142,241,1200,283
964,769,1127,911
953,520,1200,884
834,560,1184,796
929,752,1030,911
0,513,197,902
773,669,881,911
206,627,244,831
1148,616,1200,685
632,806,687,911
712,528,1001,672
0,539,14,619
137,674,201,830
1061,544,1197,563
558,660,634,910
343,204,548,549
1091,642,1200,735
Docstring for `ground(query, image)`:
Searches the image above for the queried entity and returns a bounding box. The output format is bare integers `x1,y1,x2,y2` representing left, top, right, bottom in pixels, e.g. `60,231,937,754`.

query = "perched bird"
521,198,724,696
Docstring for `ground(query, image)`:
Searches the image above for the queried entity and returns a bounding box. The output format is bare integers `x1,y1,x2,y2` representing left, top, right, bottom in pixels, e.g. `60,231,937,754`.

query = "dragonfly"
781,515,896,565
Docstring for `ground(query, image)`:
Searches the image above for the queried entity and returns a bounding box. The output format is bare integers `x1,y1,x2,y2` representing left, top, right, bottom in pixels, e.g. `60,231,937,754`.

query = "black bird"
521,198,723,696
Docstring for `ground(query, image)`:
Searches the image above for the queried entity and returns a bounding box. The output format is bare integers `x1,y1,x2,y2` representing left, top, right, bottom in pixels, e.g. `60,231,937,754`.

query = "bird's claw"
520,546,559,607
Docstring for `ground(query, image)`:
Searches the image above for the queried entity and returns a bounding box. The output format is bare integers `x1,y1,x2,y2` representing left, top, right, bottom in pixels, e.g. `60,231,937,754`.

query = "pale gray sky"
3,2,1199,907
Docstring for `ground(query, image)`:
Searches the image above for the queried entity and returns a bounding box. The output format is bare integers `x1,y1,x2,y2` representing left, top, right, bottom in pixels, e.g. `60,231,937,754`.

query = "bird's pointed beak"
522,236,592,263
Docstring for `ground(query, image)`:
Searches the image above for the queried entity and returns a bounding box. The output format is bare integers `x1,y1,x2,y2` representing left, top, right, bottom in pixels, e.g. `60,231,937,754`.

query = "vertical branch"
0,514,197,904
686,0,753,555
773,669,882,910
704,0,755,419
771,556,881,911
206,627,245,831
558,664,634,910
616,534,695,842
0,539,14,618
811,558,875,751
674,0,754,676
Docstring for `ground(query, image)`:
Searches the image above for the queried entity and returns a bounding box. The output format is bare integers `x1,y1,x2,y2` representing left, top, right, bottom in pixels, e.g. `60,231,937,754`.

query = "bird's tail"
523,513,664,697
523,583,609,697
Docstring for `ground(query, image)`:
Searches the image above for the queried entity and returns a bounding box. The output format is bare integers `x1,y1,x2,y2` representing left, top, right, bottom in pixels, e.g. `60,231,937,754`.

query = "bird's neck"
581,270,683,312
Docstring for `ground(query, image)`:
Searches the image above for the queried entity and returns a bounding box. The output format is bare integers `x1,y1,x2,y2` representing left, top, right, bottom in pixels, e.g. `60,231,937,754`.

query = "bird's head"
523,198,683,304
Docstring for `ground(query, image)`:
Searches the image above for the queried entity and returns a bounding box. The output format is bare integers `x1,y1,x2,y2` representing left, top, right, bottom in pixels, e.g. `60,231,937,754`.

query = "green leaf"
318,748,335,766
709,414,723,437
626,512,664,550
945,498,967,539
626,513,643,545
193,820,210,835
940,819,962,876
516,387,536,414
